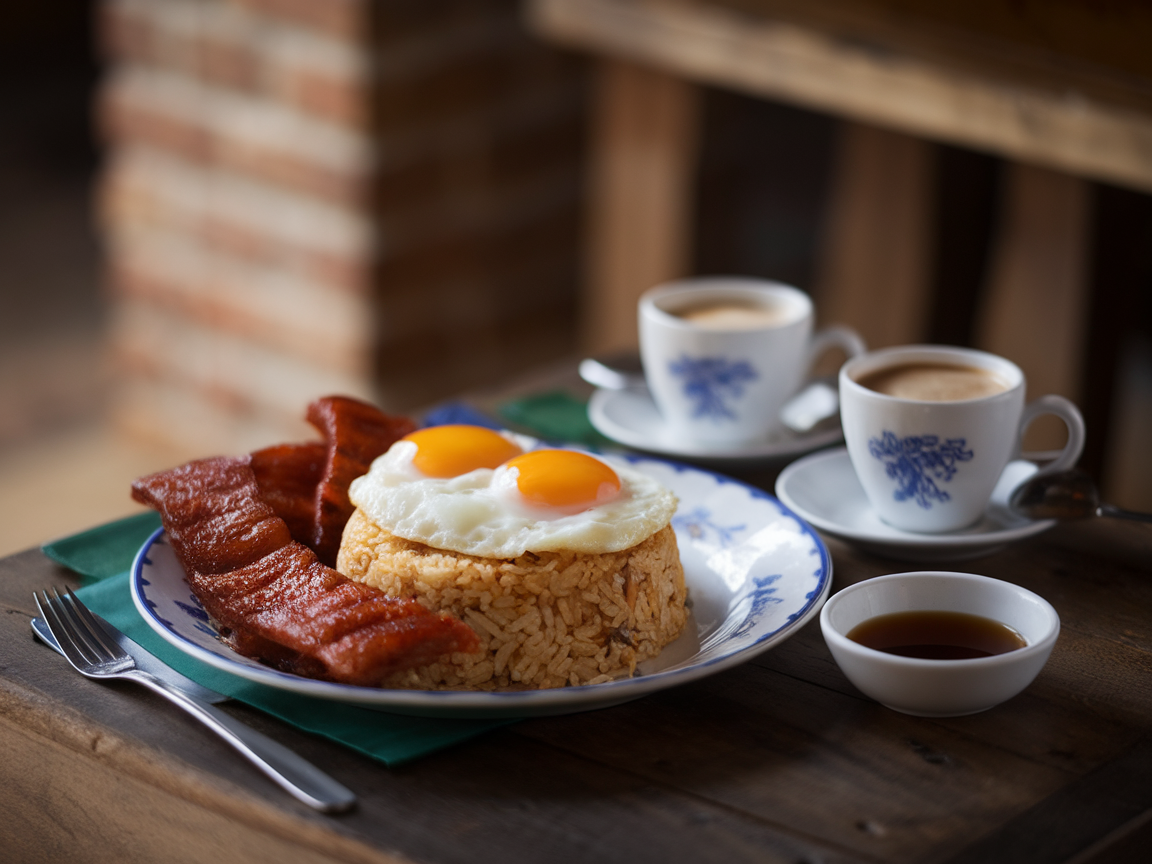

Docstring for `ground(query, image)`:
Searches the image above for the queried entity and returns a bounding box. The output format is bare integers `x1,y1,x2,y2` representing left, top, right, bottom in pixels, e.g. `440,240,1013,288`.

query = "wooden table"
2,367,1151,863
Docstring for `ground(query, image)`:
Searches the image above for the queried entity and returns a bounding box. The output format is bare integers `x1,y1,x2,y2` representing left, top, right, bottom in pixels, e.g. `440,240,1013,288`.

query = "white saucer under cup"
586,386,846,468
639,277,865,448
775,447,1057,562
839,345,1085,534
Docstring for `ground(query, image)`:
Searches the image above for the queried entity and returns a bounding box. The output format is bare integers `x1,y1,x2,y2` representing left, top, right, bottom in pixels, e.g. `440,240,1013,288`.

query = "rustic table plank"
518,641,1134,863
940,739,1152,864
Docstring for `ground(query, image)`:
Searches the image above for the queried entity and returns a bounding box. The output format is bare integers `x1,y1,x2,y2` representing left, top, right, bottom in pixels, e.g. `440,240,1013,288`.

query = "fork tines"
35,588,125,671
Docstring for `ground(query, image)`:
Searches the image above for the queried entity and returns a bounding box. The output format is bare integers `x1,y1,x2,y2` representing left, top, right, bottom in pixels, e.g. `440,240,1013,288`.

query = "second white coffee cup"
839,345,1086,533
639,277,865,446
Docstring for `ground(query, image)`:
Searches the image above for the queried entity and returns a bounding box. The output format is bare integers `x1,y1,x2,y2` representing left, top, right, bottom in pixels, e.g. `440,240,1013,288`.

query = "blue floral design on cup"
868,431,974,509
668,354,758,421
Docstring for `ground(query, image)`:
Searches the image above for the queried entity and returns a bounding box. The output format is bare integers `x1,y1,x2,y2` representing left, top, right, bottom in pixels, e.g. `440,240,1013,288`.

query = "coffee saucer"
774,448,1056,561
587,387,843,469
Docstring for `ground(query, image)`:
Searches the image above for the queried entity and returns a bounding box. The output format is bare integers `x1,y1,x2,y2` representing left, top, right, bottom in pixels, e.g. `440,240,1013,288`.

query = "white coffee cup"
839,345,1086,533
639,278,865,446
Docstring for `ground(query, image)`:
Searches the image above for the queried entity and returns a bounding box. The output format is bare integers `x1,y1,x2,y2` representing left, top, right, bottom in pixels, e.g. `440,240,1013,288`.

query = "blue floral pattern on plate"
670,505,783,638
131,452,831,719
671,505,746,548
669,355,758,422
869,431,974,509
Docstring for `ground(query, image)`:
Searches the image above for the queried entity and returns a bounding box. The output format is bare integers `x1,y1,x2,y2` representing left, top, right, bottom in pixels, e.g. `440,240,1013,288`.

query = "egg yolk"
504,450,621,509
402,425,524,478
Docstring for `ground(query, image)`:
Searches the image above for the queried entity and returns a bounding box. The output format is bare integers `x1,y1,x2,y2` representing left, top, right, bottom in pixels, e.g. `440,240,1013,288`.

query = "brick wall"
97,0,587,453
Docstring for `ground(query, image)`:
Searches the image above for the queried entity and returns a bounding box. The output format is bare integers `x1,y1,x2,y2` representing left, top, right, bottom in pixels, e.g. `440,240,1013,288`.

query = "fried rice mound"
336,508,688,690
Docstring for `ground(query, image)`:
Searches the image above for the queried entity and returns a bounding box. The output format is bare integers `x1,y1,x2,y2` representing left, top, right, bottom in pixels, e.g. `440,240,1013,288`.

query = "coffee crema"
855,362,1009,402
672,301,790,331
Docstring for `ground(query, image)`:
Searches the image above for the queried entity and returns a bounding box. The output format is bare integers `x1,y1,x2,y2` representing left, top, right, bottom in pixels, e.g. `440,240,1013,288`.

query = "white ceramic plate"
775,447,1056,562
588,388,843,469
132,456,832,718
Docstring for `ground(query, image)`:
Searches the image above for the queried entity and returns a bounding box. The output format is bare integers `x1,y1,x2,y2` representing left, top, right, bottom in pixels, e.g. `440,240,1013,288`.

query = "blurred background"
2,0,1150,556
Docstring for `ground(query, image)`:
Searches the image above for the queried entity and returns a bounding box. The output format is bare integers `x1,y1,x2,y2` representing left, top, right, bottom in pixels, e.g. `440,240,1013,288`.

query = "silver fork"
34,588,356,813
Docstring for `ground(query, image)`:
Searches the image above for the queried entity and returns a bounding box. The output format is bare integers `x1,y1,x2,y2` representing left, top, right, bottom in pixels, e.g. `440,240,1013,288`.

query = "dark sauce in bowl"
846,610,1027,660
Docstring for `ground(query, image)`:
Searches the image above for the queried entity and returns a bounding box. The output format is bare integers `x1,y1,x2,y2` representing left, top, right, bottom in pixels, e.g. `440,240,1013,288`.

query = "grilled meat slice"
306,396,417,567
193,542,477,684
131,456,479,685
131,456,292,575
250,441,326,547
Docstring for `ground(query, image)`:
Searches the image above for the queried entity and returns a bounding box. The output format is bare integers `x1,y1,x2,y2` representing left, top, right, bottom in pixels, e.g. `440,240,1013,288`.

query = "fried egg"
346,425,677,558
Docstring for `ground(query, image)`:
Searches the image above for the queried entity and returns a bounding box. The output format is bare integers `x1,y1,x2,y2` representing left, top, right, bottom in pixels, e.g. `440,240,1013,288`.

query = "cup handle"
805,325,867,375
1017,394,1086,475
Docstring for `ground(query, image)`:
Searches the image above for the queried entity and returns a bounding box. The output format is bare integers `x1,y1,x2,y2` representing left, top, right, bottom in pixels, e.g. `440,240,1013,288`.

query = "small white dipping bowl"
820,571,1060,717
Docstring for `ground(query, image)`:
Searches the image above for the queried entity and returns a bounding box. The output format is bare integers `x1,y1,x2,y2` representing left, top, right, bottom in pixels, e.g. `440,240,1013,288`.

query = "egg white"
346,441,677,558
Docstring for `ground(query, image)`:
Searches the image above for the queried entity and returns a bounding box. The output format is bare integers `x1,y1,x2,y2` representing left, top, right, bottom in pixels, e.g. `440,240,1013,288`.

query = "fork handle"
127,669,356,812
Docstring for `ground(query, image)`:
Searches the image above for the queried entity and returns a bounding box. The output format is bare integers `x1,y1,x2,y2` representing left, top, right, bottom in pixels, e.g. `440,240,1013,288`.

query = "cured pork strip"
249,441,326,547
307,396,416,567
197,543,474,684
133,457,293,575
132,456,479,685
248,396,414,565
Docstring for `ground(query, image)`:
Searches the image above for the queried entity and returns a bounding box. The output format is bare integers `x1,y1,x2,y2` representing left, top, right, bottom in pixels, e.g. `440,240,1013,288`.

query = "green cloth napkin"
41,516,515,766
42,511,163,580
497,390,612,448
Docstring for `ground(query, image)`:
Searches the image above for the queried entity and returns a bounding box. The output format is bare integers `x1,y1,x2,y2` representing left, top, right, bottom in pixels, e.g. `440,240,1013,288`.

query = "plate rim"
587,387,843,463
130,457,833,716
775,446,1055,550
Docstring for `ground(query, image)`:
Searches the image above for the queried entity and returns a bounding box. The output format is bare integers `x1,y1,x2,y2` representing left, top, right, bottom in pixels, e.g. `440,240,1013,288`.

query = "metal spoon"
579,352,841,434
1009,468,1152,522
578,352,647,392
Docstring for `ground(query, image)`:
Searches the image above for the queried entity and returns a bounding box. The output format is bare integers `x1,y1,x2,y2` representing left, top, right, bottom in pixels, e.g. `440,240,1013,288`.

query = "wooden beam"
975,163,1092,451
813,121,936,350
528,0,1152,193
581,57,702,353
